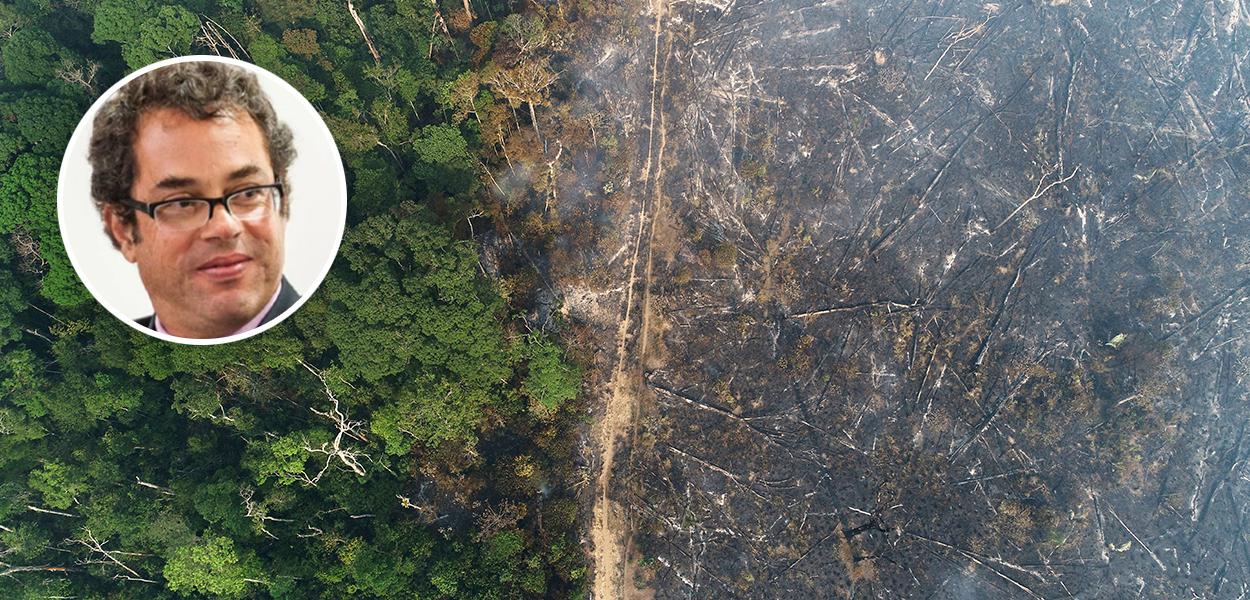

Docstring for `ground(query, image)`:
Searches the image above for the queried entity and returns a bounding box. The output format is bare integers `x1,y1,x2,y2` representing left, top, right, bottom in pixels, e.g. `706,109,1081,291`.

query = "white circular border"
57,55,347,346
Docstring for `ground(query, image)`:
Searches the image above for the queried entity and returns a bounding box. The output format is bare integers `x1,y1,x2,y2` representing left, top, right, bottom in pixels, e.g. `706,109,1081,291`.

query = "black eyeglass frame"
118,183,285,227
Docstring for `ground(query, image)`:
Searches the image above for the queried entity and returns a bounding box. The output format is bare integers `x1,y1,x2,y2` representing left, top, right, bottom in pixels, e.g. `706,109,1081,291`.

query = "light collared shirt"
154,284,282,337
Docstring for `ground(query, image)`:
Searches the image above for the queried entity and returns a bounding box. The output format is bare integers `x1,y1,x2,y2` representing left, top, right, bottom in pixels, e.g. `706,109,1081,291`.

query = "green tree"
439,70,483,124
0,247,28,345
497,13,548,57
93,0,199,70
297,202,514,451
412,123,477,196
346,154,397,216
11,94,78,150
300,201,509,387
125,5,200,70
190,479,252,537
163,535,261,599
0,154,57,237
521,334,581,416
28,460,86,509
250,33,327,102
44,372,143,432
372,374,497,450
333,525,431,598
0,348,46,420
91,0,153,46
254,0,314,27
245,429,331,486
92,319,304,379
324,114,380,155
0,522,49,561
2,27,77,85
0,131,26,169
0,154,89,306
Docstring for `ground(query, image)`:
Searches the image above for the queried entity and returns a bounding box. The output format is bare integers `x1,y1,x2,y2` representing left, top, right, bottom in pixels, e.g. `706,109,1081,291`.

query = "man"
88,60,299,339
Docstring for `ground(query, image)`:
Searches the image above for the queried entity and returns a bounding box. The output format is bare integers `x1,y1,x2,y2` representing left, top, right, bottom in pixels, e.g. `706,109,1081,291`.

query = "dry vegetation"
499,0,1250,597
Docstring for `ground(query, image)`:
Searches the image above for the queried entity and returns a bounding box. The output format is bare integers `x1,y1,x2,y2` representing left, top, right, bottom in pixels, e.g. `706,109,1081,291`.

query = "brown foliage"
469,21,497,64
281,28,319,58
483,57,558,109
447,9,473,33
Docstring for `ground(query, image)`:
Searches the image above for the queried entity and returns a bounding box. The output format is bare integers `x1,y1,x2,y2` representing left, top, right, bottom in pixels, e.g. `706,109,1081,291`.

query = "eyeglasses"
119,184,284,231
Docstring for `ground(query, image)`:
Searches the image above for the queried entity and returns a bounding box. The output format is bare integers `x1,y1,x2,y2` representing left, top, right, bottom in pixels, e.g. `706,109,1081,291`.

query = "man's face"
104,106,286,339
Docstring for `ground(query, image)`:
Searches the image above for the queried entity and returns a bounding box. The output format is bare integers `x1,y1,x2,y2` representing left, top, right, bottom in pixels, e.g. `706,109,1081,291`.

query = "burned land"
544,0,1250,597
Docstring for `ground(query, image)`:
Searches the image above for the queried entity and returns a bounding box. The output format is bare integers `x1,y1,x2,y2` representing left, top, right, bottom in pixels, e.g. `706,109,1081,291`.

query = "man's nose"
200,202,244,239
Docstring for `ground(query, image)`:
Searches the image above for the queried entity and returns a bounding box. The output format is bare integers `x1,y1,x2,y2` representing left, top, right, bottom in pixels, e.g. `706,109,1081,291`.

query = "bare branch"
1105,503,1168,573
993,165,1079,233
299,361,371,482
54,58,99,95
26,505,77,518
134,477,175,496
346,0,381,65
0,564,77,578
70,529,155,583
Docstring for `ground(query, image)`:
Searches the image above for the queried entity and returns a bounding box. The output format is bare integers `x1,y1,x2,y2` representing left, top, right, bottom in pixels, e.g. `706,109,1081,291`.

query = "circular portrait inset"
58,56,346,345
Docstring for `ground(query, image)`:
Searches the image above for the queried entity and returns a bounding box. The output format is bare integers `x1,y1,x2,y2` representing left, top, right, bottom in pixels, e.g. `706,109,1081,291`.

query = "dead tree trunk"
529,101,542,145
346,0,381,65
0,564,78,578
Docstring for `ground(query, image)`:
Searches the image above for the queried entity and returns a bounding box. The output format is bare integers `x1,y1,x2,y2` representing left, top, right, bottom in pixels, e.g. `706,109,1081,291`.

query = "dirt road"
589,0,671,597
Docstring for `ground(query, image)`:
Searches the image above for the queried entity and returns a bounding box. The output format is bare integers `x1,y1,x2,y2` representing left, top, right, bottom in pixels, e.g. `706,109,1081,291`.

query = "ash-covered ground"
559,0,1250,597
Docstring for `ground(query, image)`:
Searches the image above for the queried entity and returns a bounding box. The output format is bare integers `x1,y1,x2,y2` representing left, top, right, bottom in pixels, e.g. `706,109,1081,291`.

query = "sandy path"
589,0,670,597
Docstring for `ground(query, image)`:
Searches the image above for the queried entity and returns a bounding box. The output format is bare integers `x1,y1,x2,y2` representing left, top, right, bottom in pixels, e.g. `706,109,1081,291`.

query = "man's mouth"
197,253,252,279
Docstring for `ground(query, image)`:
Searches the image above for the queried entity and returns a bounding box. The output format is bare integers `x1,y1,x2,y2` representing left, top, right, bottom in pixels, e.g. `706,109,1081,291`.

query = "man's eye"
230,188,271,210
160,200,202,216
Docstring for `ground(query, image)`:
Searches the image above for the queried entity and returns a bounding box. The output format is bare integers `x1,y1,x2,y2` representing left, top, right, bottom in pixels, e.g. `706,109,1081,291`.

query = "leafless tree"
69,529,155,584
299,361,371,483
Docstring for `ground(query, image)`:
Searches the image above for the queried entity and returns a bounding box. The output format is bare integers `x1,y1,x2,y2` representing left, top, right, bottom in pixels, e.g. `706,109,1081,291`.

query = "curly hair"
88,61,296,247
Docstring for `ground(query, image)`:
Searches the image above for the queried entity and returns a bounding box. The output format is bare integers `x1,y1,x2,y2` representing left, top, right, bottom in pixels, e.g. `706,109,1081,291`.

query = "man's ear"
103,207,139,263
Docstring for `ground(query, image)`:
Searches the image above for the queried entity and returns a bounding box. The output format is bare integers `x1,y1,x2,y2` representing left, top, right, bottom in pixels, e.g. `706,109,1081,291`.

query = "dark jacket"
137,276,301,334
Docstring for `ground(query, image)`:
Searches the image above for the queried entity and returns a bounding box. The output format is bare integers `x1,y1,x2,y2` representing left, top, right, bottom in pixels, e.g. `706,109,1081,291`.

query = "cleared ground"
566,0,1250,597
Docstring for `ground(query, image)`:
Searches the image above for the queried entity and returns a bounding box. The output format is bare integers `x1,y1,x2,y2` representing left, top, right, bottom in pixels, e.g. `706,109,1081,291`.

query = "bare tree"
69,529,155,584
9,229,46,275
299,361,371,483
54,58,99,96
240,486,294,540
